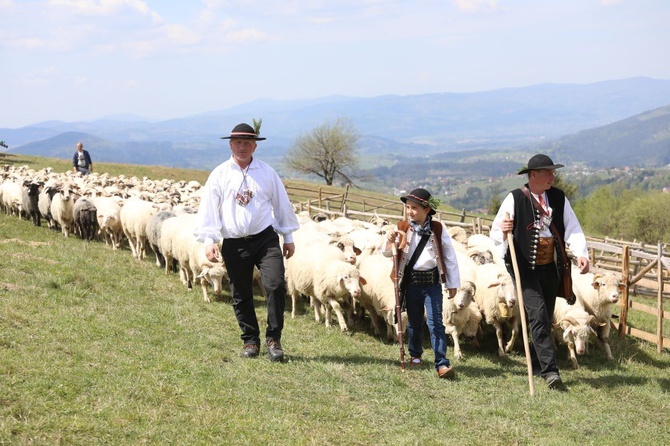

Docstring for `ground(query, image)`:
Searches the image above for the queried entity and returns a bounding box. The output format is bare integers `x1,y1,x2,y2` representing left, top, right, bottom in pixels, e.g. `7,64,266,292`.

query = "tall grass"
1,213,669,445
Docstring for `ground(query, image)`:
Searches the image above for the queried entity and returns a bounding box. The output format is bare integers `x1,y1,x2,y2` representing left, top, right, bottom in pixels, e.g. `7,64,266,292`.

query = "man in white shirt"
491,154,589,390
194,122,299,362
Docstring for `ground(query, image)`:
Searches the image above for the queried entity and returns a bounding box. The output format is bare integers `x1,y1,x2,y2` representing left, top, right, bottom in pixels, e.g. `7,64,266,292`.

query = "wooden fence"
287,184,669,352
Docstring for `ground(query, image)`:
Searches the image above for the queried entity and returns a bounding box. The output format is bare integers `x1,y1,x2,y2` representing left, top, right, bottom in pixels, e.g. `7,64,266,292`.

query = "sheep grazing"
572,268,625,360
50,186,77,237
286,245,365,332
474,262,520,357
73,197,98,241
552,296,603,369
443,251,482,360
21,181,42,226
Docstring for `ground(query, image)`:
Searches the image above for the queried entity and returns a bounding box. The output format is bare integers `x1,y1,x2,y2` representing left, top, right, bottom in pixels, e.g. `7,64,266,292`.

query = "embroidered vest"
505,186,567,271
392,220,446,288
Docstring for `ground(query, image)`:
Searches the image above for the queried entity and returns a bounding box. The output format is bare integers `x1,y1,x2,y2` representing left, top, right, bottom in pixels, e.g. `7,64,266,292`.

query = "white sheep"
474,262,520,357
1,181,23,217
443,251,482,360
38,184,59,229
467,233,504,266
356,247,406,341
286,245,365,332
50,186,77,237
572,267,625,360
93,196,125,250
552,297,602,369
120,197,163,259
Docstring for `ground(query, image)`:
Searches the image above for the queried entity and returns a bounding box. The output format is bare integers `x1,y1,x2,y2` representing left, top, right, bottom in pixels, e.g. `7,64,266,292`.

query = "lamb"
552,296,602,369
189,242,228,302
50,186,77,237
443,251,482,360
572,267,625,360
21,181,42,226
93,196,124,250
73,197,98,241
286,245,365,332
474,262,520,357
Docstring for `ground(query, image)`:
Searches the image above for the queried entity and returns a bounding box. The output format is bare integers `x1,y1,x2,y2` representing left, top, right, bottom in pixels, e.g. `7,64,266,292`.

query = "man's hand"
283,242,295,259
577,256,590,274
205,243,222,262
500,217,514,236
446,288,457,299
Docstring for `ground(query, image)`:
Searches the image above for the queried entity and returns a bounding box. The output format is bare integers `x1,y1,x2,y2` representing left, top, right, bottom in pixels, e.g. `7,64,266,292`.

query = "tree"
553,173,578,202
0,141,7,149
284,118,360,186
488,183,503,215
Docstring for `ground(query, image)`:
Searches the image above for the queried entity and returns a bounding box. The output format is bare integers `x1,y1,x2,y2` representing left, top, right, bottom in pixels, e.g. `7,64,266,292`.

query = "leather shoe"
546,372,566,391
437,365,455,380
240,344,259,358
266,339,285,362
409,357,422,366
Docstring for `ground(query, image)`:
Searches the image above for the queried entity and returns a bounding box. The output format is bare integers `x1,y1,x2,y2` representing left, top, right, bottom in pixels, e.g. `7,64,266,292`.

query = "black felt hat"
221,123,266,141
401,188,437,215
517,154,564,175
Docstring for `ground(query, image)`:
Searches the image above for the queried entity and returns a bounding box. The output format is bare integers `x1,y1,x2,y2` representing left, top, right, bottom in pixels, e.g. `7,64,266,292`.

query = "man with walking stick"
491,154,590,390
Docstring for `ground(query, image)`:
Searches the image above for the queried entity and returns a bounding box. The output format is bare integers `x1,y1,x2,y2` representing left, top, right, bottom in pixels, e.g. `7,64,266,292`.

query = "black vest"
505,186,567,273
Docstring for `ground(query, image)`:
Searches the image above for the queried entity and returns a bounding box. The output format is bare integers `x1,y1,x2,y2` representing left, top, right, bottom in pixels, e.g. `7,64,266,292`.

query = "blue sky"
1,0,669,128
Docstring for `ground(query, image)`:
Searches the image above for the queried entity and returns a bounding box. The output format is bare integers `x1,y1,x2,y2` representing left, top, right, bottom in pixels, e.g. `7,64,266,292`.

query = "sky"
1,0,669,129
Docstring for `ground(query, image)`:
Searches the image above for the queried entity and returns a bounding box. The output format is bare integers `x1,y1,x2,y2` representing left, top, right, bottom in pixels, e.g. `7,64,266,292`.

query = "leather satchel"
520,187,576,305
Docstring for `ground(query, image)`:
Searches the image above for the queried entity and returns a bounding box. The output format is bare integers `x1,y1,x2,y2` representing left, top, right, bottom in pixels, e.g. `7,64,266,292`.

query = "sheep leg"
327,298,349,332
505,319,519,353
493,321,506,357
313,299,322,323
567,337,579,369
446,325,463,360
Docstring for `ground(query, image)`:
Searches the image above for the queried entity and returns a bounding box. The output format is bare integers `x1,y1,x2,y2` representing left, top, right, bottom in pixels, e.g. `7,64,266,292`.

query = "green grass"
1,212,669,445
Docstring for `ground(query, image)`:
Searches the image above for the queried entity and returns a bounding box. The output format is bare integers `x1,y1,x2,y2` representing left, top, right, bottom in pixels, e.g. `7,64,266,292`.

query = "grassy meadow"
1,156,669,445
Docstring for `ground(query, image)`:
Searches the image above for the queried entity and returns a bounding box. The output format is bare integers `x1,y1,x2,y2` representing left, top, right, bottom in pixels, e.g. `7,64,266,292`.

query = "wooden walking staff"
391,230,407,372
505,212,535,396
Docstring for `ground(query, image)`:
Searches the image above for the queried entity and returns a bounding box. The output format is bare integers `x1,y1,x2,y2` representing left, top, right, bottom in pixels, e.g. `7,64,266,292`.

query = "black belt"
228,225,274,242
408,267,440,286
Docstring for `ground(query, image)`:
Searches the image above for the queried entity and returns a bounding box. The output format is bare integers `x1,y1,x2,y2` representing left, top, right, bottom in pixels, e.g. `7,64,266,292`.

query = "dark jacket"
73,150,93,169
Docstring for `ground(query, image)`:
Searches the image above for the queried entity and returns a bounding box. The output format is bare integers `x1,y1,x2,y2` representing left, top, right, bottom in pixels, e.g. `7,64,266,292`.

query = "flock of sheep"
1,163,625,368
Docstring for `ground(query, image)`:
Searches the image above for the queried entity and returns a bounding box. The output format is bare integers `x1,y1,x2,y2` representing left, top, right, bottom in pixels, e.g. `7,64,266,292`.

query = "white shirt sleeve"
490,192,515,259
193,166,225,246
563,197,588,259
440,228,461,290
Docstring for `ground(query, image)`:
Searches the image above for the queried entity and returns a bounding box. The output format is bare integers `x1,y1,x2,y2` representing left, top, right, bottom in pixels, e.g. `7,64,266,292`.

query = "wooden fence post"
341,184,350,209
657,242,664,353
619,245,630,339
318,187,322,209
460,209,466,223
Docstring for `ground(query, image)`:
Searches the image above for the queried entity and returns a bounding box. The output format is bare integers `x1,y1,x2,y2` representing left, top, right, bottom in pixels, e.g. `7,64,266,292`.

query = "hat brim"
401,196,436,215
517,164,564,175
221,136,266,141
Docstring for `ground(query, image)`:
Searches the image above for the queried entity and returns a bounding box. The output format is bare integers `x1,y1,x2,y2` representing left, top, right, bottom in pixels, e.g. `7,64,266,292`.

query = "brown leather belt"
536,236,555,265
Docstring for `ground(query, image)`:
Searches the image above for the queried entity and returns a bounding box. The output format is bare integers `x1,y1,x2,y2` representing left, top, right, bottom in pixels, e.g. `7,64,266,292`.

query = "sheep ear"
618,284,625,292
354,247,362,256
488,282,500,288
359,276,367,286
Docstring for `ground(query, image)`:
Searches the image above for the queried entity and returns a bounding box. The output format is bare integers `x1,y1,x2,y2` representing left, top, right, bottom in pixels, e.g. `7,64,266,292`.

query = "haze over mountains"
3,77,670,171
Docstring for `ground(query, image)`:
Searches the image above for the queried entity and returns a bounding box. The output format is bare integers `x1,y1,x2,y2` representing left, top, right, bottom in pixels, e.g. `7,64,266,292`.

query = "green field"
1,155,669,445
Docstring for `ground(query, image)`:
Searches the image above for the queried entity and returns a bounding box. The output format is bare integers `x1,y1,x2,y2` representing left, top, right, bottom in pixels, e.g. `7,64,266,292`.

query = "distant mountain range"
3,76,670,170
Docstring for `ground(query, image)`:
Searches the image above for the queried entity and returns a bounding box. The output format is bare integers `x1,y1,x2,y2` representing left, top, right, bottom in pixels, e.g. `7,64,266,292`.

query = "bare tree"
284,117,360,186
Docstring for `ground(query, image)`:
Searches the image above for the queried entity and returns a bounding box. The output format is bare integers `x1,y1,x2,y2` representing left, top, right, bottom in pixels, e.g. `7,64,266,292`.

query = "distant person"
72,142,93,175
193,122,299,362
380,188,461,379
490,154,590,390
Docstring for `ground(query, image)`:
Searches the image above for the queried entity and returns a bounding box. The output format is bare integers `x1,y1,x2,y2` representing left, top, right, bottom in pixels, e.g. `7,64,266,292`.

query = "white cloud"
600,0,623,5
223,28,273,44
48,0,159,20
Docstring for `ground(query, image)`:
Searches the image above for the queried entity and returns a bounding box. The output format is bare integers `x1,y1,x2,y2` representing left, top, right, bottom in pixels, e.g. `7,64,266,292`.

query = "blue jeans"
405,283,450,370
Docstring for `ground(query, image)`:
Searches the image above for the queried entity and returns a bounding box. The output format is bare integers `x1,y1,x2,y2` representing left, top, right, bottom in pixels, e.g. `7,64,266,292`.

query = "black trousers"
222,226,287,346
513,262,560,378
